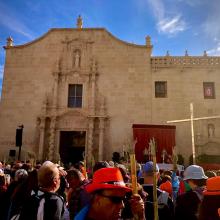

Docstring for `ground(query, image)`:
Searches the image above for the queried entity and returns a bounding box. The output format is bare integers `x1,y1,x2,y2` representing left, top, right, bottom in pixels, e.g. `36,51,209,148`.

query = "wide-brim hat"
203,176,220,196
183,165,208,180
85,167,132,193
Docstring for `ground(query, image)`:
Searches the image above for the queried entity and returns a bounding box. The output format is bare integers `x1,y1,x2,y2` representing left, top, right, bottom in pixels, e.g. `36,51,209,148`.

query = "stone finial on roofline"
6,36,13,47
77,15,83,29
185,49,189,56
145,35,152,47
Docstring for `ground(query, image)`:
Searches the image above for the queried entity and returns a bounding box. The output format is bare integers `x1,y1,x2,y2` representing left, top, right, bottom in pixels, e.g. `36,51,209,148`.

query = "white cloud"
207,42,220,56
147,0,187,36
157,16,186,35
177,0,204,7
147,0,165,20
0,2,35,40
203,19,220,42
202,3,220,56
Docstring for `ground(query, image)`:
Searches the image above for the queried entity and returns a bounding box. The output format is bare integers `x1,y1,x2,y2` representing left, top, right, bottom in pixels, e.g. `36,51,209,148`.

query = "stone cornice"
4,28,148,49
87,115,109,119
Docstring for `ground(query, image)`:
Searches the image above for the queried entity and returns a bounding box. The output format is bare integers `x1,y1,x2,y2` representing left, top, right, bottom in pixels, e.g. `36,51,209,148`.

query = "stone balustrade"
151,56,220,69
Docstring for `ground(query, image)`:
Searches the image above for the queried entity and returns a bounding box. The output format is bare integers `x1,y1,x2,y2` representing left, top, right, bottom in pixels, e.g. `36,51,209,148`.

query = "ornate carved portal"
35,36,109,163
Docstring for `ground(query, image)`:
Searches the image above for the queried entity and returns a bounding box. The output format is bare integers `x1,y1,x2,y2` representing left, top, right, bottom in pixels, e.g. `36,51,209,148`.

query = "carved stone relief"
208,123,215,138
60,36,94,74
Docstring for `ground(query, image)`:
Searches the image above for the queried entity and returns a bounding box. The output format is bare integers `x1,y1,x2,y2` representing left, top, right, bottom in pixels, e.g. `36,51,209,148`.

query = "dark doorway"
59,131,86,165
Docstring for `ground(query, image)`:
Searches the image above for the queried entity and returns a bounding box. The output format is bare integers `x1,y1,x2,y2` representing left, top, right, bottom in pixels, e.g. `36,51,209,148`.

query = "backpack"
11,191,46,220
157,190,169,207
157,191,172,219
145,190,172,220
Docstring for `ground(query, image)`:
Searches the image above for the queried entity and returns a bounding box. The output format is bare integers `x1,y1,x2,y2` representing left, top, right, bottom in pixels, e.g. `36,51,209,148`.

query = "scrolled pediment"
57,109,88,129
57,109,88,118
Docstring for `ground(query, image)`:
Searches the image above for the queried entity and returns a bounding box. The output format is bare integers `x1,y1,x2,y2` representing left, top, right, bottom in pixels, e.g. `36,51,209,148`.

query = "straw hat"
85,167,131,193
204,176,220,196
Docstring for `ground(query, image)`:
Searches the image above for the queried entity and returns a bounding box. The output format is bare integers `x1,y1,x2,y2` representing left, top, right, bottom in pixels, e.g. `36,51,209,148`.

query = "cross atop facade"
167,103,220,164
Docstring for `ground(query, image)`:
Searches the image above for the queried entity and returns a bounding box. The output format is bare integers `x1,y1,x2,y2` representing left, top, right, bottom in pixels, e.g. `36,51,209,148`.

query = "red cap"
203,176,220,196
85,167,132,193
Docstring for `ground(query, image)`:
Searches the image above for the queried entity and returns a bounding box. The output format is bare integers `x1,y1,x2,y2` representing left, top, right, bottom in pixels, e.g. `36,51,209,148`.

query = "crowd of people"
0,158,220,220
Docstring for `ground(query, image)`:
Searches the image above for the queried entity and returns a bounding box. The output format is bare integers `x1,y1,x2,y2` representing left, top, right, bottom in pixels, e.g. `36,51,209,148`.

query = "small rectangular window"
155,81,167,98
203,82,215,99
68,84,83,108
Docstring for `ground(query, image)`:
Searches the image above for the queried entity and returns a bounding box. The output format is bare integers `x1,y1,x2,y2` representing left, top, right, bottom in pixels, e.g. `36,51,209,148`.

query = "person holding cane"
74,167,146,220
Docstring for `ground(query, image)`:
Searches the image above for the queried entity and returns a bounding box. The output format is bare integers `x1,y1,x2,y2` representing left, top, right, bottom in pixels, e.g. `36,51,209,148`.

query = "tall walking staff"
149,138,159,220
172,146,178,201
130,138,138,194
172,146,178,172
83,151,88,179
129,138,140,220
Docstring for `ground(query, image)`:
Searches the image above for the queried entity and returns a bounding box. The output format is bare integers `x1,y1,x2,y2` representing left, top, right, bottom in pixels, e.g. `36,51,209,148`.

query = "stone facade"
0,22,220,164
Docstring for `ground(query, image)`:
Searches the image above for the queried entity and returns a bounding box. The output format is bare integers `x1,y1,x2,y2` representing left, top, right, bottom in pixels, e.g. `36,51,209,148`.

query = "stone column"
90,72,96,115
87,118,94,163
90,59,97,115
52,71,59,109
48,116,56,161
48,67,59,161
98,118,105,161
38,117,45,160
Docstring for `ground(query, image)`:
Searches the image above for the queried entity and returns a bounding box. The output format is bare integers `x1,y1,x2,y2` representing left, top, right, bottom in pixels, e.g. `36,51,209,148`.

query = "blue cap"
143,161,159,173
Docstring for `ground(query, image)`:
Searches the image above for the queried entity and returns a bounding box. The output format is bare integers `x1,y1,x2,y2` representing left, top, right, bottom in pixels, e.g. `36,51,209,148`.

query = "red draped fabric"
132,124,176,163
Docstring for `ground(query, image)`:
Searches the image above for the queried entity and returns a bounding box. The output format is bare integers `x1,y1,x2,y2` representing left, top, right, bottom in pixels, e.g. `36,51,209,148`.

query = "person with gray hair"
18,161,65,220
14,169,28,182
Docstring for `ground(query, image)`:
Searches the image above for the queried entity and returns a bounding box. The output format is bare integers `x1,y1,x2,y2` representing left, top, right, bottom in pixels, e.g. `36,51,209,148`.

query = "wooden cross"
167,103,220,164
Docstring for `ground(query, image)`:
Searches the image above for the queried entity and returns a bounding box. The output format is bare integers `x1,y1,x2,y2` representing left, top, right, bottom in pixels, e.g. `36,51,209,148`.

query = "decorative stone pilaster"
98,97,106,160
90,59,98,115
52,71,60,110
87,118,94,163
38,117,45,160
48,116,56,160
98,118,105,160
90,73,96,115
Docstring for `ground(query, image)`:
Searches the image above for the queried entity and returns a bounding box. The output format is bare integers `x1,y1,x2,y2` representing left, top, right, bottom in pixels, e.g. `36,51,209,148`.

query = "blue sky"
0,0,220,96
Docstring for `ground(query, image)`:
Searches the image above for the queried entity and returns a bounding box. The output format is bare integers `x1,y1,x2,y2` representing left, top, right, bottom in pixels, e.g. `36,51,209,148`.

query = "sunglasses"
99,193,125,204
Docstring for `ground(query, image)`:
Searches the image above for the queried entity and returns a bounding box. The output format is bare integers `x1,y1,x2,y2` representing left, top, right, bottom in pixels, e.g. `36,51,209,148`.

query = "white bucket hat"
183,165,208,180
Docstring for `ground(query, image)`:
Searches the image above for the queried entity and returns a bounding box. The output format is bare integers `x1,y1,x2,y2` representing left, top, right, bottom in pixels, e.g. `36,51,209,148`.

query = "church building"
0,16,220,166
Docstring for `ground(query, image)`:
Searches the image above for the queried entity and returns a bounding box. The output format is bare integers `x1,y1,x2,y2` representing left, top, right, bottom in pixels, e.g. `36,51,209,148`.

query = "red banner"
133,124,176,163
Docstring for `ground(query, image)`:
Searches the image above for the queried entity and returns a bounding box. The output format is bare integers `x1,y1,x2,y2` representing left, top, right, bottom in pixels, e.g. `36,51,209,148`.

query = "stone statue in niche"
74,50,80,68
208,123,215,138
